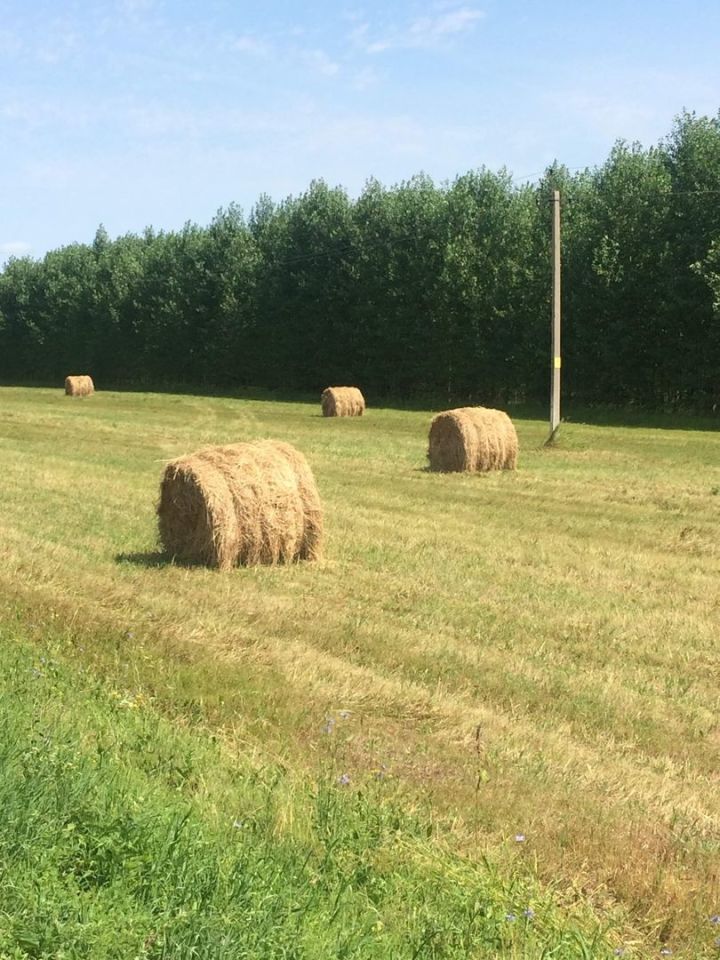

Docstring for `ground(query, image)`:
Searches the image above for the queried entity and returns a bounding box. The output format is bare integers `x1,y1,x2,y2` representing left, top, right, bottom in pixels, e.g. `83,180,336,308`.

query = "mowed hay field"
1,386,719,957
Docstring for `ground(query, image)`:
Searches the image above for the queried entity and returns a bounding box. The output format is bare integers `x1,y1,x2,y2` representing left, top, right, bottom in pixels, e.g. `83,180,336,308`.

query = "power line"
511,164,594,183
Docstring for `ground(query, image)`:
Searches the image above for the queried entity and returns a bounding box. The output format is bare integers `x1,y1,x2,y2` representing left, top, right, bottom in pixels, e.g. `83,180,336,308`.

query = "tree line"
1,111,719,410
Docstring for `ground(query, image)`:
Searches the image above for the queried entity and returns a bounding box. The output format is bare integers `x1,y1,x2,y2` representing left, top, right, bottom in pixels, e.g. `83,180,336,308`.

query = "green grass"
0,385,719,957
0,628,613,959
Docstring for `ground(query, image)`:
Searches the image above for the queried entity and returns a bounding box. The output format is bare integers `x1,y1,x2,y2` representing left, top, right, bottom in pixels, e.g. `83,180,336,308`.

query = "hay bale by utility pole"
428,407,518,473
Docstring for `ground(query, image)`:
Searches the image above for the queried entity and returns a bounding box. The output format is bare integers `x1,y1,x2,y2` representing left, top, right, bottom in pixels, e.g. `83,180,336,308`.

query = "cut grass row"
1,387,719,956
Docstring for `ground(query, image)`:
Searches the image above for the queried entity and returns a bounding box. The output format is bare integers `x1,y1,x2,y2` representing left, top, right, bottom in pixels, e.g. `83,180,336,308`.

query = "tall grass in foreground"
0,631,614,959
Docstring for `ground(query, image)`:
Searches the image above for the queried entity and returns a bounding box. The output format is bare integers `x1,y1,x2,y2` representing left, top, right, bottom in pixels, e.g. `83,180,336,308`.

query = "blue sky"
1,0,719,262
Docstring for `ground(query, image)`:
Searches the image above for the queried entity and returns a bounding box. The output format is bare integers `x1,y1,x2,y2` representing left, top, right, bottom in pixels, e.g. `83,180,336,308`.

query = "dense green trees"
1,112,719,409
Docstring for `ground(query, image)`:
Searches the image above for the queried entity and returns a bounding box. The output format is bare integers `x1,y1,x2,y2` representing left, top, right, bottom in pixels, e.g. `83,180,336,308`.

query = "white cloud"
552,91,657,143
352,66,379,91
0,241,32,259
36,30,80,65
359,5,484,53
348,21,370,45
117,0,155,16
0,96,93,132
232,34,271,57
541,65,720,150
301,49,340,76
409,7,485,41
0,28,22,56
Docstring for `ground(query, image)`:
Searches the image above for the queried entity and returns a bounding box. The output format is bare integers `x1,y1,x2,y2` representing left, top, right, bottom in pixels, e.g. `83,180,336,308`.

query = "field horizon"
1,385,719,958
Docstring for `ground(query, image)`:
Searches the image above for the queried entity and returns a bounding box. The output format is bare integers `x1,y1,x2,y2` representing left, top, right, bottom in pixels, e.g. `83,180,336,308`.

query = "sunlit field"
1,386,719,958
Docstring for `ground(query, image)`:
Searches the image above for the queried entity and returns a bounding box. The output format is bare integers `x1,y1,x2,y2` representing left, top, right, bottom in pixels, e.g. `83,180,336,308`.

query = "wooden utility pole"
548,189,561,442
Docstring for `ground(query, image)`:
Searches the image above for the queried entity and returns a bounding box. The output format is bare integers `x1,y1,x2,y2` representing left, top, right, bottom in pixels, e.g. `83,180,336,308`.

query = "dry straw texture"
428,406,518,473
157,439,323,570
64,375,94,397
321,386,365,417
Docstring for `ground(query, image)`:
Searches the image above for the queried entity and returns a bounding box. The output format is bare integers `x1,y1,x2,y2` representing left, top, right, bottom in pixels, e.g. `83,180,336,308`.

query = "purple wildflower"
337,773,351,786
522,908,534,920
505,913,517,922
321,717,335,734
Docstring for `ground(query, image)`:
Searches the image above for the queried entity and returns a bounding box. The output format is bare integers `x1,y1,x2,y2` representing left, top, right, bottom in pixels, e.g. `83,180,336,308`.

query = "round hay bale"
65,375,94,397
321,386,365,417
157,439,323,570
428,407,518,473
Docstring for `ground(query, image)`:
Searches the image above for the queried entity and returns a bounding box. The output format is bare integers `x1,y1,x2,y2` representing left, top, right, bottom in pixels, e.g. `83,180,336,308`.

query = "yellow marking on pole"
554,356,562,369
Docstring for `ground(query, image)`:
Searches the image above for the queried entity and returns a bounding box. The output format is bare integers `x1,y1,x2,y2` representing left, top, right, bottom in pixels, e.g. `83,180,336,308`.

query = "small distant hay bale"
321,386,365,417
65,375,94,397
428,406,518,473
157,439,324,570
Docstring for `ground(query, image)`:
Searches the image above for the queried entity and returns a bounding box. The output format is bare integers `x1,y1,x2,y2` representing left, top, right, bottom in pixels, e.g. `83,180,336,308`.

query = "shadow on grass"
114,551,209,570
3,379,718,430
115,551,171,568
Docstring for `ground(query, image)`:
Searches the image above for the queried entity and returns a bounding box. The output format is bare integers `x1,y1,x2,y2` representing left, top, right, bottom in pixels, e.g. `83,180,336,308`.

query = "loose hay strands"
157,439,323,570
64,375,95,397
321,386,365,417
428,407,518,473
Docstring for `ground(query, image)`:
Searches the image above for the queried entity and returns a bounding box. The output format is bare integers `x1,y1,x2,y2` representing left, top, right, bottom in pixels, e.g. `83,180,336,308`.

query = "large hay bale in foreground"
65,375,94,397
321,386,365,417
428,407,518,473
157,440,323,569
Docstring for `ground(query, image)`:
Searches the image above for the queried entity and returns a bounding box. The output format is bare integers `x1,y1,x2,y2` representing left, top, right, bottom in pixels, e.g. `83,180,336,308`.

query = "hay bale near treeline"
321,386,365,417
157,439,323,570
428,407,518,473
64,375,94,397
